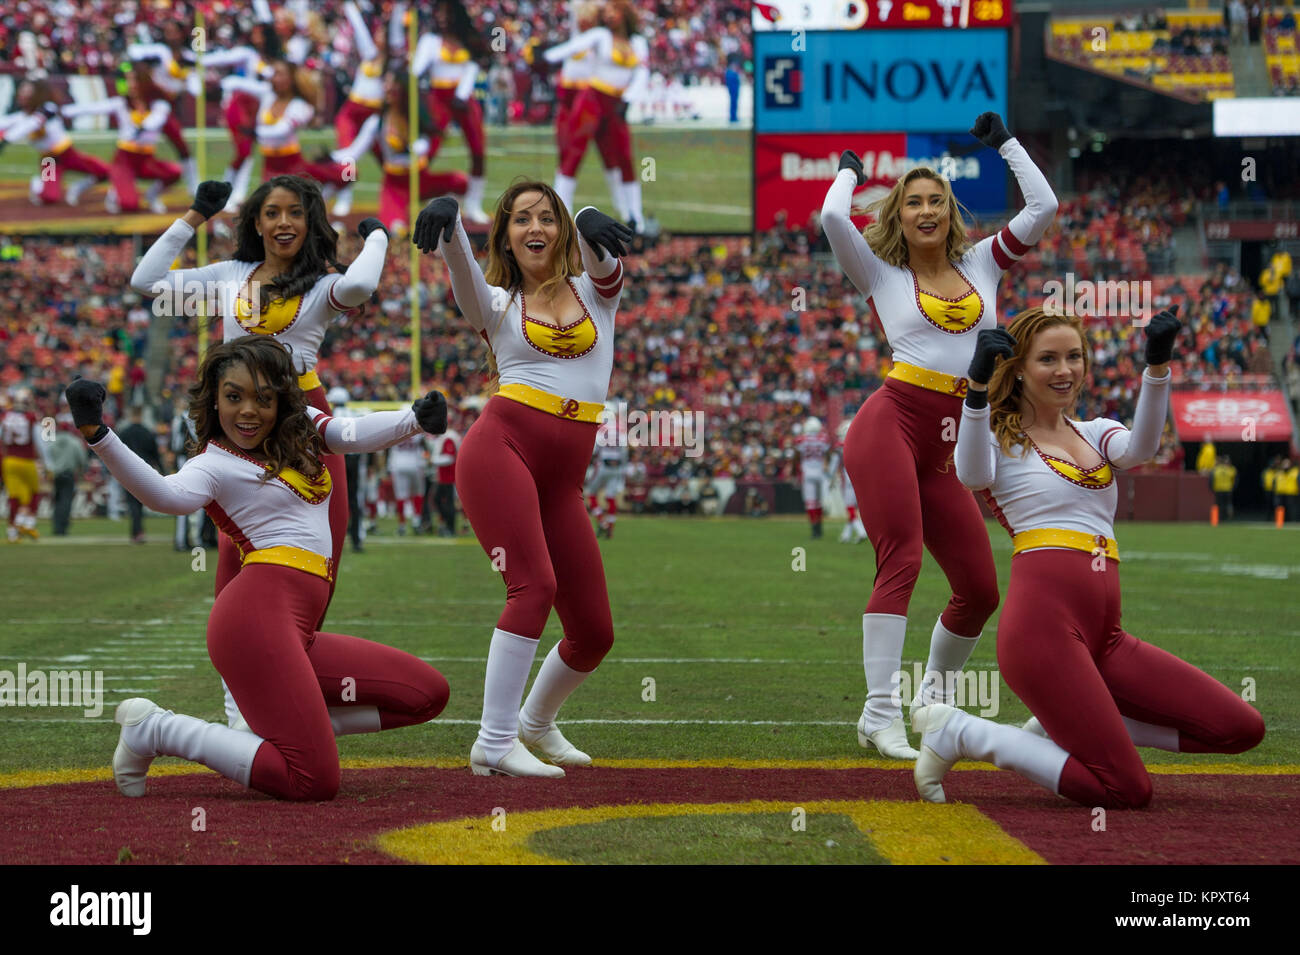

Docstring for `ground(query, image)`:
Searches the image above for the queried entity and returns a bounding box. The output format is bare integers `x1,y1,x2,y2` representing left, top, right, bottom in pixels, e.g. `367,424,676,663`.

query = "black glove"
191,180,233,218
412,390,448,435
970,111,1012,150
575,207,634,261
357,217,388,240
65,377,108,439
838,149,866,187
1143,305,1181,366
411,196,459,253
968,328,1017,386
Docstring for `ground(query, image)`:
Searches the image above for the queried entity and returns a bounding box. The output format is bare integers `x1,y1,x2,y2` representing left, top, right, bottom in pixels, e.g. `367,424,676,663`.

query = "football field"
1,515,1297,865
0,123,752,234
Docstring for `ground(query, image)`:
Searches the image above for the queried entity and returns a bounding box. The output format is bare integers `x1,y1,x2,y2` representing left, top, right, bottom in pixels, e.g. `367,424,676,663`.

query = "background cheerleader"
126,20,201,190
411,0,491,223
0,77,111,207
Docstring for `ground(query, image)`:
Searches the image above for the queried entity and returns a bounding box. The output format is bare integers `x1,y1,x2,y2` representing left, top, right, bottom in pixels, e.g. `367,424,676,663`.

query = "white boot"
622,179,645,233
911,616,980,709
553,172,577,213
462,175,490,223
105,186,121,215
29,174,44,205
331,184,354,217
471,629,563,777
913,703,1069,803
839,523,853,543
519,643,593,766
603,168,629,220
145,180,167,214
66,177,94,206
857,613,917,759
113,698,264,797
852,517,868,541
226,160,254,213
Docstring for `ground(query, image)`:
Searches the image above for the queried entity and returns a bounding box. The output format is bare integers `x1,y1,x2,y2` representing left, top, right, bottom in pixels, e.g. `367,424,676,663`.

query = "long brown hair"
480,180,583,388
862,167,971,267
187,336,324,481
988,307,1092,456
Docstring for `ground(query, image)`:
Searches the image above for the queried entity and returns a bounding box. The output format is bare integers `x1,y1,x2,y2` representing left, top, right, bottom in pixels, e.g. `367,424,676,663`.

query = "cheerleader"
915,307,1264,807
60,65,182,214
330,73,469,235
130,177,384,651
548,1,630,222
821,112,1057,759
543,0,649,231
219,61,354,217
65,336,451,801
126,20,201,190
336,1,388,149
411,0,491,222
0,78,111,207
411,184,633,777
202,5,281,212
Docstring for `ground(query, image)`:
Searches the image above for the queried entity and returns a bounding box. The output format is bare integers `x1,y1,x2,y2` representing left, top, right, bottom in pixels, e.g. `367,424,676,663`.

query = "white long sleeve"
61,97,125,120
455,61,479,101
1103,369,1171,469
256,101,312,139
330,231,389,308
219,74,269,98
127,42,172,66
253,0,273,23
142,100,171,132
998,138,1059,249
545,27,605,63
389,4,408,53
332,113,380,164
205,46,261,70
412,33,440,77
438,215,500,334
312,407,421,454
89,431,217,514
344,2,379,62
955,404,997,490
821,168,887,300
1,112,43,142
132,219,206,298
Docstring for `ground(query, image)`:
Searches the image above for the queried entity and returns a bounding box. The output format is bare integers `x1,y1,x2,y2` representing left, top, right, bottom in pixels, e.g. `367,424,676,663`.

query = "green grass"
1,514,1295,773
527,812,888,865
0,124,752,233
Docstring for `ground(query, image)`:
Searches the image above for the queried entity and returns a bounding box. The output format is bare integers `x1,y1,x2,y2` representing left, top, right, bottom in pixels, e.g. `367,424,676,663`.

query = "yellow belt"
887,362,969,398
383,156,428,176
431,80,459,89
348,93,383,109
46,138,72,157
242,545,334,582
496,383,603,423
260,143,301,158
117,140,156,155
1013,528,1119,562
297,370,321,392
587,80,627,97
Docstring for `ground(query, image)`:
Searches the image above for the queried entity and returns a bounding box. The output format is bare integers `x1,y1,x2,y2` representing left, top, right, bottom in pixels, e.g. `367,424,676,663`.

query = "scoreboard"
752,0,1013,31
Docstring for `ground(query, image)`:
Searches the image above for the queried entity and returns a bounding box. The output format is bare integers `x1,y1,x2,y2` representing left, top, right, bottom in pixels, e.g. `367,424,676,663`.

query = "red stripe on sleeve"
326,276,346,313
991,238,1016,271
999,224,1030,256
592,261,623,298
1099,426,1124,461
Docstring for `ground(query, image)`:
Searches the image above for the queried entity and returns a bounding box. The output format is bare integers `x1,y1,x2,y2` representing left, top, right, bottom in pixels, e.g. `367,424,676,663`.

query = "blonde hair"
988,306,1092,456
862,167,971,268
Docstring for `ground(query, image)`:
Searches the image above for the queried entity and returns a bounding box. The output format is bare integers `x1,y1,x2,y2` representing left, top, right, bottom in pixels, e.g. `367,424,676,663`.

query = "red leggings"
108,148,181,212
214,385,347,630
207,564,448,801
999,549,1265,809
377,167,469,230
35,147,111,204
559,88,632,180
225,93,258,167
429,87,485,176
455,396,613,671
262,150,351,188
160,109,190,159
843,377,999,636
335,98,379,149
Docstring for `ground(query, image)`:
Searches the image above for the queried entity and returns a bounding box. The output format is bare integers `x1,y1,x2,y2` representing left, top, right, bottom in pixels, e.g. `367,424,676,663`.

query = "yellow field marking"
376,799,1046,865
2,758,1294,790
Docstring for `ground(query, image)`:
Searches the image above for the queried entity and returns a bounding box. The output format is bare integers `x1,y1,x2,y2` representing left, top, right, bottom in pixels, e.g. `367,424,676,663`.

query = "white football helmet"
326,387,350,405
803,417,822,435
